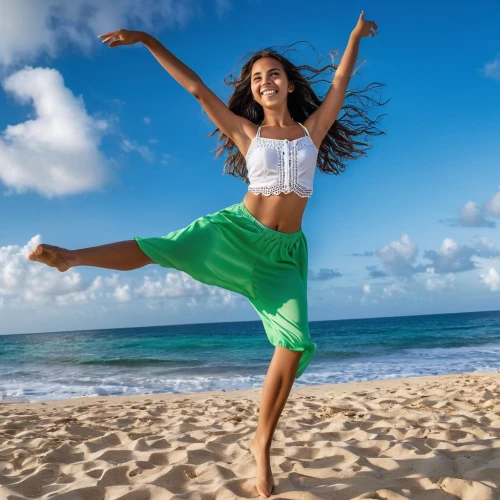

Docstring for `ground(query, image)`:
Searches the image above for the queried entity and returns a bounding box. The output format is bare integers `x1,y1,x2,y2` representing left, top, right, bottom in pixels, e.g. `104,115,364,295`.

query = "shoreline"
2,369,498,408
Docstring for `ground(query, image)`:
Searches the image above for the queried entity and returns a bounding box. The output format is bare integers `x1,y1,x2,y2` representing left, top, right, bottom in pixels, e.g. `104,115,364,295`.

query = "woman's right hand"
98,29,144,48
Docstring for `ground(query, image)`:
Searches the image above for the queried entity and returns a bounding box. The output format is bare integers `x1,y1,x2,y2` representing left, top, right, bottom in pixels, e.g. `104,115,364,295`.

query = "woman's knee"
273,346,303,373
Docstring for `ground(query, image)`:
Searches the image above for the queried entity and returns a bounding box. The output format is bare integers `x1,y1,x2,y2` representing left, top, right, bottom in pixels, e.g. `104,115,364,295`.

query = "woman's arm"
336,11,378,81
335,33,362,82
140,33,201,95
303,11,378,144
99,30,202,95
99,29,251,146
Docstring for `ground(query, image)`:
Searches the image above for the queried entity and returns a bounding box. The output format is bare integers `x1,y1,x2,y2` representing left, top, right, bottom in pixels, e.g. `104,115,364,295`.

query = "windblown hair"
205,41,389,183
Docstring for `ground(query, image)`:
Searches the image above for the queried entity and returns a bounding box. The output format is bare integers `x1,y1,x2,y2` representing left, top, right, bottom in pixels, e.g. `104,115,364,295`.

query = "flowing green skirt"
134,201,316,379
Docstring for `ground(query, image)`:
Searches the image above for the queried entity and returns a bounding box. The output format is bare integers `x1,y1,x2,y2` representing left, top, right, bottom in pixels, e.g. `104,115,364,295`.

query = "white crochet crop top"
245,121,319,198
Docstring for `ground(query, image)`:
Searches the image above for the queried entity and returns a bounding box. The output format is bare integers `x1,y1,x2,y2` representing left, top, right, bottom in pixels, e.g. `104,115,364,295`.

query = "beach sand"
1,370,499,499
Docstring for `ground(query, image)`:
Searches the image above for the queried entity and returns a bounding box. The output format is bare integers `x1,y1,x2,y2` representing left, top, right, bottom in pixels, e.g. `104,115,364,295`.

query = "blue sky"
0,0,499,335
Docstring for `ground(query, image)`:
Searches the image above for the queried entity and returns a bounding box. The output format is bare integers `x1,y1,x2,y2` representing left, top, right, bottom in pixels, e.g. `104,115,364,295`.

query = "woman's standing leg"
249,346,302,497
247,229,314,497
28,240,154,272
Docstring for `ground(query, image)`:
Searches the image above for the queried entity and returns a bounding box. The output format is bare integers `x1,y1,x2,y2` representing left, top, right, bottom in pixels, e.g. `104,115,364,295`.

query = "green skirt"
134,201,316,379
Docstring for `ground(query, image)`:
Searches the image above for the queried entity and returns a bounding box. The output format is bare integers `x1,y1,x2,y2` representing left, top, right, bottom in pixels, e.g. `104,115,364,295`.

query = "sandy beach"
1,370,499,499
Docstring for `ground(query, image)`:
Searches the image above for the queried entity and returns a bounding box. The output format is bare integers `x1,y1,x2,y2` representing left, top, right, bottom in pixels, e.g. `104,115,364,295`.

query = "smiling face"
250,57,292,108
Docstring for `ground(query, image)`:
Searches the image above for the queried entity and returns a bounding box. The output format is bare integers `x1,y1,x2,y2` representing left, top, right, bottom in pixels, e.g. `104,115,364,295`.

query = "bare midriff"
239,121,315,234
242,191,308,233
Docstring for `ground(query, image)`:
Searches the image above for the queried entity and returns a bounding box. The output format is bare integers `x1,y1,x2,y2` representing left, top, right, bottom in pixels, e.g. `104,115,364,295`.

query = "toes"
28,245,46,262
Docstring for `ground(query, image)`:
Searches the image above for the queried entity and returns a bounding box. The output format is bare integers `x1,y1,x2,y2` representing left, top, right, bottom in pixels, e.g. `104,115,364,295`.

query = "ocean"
1,309,499,403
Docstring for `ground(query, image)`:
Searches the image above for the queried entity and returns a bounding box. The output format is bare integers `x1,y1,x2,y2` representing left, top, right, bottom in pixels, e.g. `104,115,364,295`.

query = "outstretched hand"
352,11,378,39
98,29,143,48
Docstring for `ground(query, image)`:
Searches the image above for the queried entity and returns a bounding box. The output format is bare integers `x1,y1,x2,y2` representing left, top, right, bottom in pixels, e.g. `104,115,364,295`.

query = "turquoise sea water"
1,310,499,402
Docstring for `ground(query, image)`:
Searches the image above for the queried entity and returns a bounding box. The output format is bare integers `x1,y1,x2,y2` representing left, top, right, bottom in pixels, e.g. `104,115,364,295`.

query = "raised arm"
99,30,250,146
305,11,379,144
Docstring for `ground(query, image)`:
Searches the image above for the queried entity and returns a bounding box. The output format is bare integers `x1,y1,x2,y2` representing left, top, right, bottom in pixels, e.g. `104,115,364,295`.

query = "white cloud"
104,274,120,287
114,284,132,302
0,0,198,67
360,225,499,281
470,236,500,258
440,186,500,228
484,187,500,218
423,238,477,274
134,273,238,307
376,234,419,277
383,280,409,297
483,55,500,82
360,283,372,304
54,276,103,306
440,238,458,257
479,268,500,292
143,117,151,125
458,201,495,227
121,139,154,163
134,273,240,309
0,67,114,198
424,267,455,292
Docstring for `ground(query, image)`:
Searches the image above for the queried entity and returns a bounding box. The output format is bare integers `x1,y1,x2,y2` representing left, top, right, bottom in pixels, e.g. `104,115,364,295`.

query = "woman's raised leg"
28,240,154,272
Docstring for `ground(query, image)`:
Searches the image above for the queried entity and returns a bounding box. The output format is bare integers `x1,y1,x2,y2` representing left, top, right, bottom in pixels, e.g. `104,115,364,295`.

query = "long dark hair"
205,41,389,183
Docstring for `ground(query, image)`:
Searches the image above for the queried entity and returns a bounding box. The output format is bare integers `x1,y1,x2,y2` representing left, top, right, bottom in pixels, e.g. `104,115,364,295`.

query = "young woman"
28,11,382,497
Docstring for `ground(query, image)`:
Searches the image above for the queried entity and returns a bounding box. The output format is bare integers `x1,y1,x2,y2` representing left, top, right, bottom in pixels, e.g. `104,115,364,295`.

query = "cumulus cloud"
479,268,500,292
113,284,132,302
134,273,239,309
458,201,496,228
484,187,500,218
382,280,409,297
424,267,455,292
0,0,198,67
375,234,419,277
441,187,500,227
0,67,114,197
356,230,500,281
422,238,477,274
440,201,496,228
360,283,373,305
308,268,341,281
469,236,500,258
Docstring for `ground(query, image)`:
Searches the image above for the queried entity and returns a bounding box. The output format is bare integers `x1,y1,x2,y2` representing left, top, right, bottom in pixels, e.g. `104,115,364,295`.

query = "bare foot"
28,244,77,272
249,438,275,497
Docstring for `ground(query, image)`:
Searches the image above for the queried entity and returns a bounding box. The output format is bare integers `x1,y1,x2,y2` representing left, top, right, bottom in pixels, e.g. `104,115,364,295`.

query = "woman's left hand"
352,11,378,39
